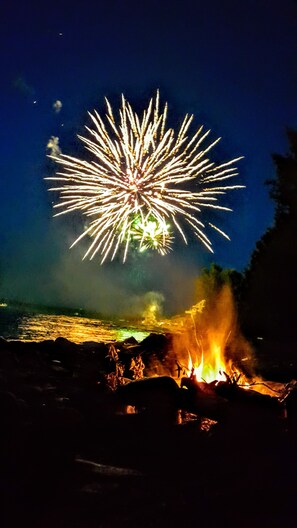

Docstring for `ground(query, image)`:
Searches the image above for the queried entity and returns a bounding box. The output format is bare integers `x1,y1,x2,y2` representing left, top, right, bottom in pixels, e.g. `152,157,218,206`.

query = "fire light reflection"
13,313,150,343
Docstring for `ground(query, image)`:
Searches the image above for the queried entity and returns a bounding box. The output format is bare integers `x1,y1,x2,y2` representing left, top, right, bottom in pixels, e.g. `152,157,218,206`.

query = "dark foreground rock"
0,334,296,527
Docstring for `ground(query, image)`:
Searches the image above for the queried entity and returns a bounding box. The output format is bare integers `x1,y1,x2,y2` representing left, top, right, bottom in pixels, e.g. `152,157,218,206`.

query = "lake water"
0,305,151,344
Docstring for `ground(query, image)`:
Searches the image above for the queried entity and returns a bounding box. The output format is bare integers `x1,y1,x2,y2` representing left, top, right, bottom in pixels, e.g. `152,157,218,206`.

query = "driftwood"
116,373,285,434
180,374,285,439
116,376,181,424
180,376,228,421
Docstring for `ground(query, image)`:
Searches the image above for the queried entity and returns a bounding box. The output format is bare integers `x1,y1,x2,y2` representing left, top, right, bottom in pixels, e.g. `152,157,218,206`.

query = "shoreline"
0,334,296,527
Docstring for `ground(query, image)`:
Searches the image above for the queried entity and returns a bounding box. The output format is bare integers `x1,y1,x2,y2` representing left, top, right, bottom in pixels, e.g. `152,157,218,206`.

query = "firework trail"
46,92,244,263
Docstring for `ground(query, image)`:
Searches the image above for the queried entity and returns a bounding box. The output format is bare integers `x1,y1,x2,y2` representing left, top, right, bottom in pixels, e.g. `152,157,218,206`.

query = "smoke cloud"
0,229,202,319
46,136,61,157
52,100,62,113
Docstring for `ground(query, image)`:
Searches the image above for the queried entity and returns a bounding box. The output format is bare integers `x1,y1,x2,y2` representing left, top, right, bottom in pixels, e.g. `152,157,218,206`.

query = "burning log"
180,372,284,441
180,376,228,421
116,364,285,435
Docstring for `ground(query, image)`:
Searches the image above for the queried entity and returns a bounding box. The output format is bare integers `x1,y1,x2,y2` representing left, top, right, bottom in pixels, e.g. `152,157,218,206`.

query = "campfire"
114,282,290,434
167,284,254,387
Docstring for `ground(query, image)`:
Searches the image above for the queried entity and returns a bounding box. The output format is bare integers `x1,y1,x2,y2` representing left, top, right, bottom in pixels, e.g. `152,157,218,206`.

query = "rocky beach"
0,332,297,527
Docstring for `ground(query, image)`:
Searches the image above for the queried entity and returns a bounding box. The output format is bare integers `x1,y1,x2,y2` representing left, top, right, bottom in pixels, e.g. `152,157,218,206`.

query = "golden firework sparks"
46,91,244,263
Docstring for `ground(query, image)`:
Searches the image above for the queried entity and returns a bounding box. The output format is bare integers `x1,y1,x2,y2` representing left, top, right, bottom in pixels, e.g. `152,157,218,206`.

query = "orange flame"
171,284,253,384
188,345,228,383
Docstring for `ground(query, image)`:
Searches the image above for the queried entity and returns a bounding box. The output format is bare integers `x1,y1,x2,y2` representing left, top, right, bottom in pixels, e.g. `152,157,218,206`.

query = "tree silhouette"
241,130,297,356
195,263,244,309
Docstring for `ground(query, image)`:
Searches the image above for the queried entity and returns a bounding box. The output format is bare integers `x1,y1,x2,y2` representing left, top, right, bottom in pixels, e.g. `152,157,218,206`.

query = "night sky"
1,0,296,316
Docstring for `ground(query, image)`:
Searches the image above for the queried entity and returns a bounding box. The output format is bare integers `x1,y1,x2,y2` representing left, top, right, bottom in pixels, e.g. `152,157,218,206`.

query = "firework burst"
130,215,173,255
46,92,244,263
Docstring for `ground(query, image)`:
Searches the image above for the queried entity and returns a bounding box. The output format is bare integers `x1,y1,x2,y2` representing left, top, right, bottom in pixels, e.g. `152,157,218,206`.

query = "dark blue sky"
0,0,296,315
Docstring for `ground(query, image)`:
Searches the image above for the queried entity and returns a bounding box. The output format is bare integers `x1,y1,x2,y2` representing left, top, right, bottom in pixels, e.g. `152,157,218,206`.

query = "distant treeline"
199,129,297,362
